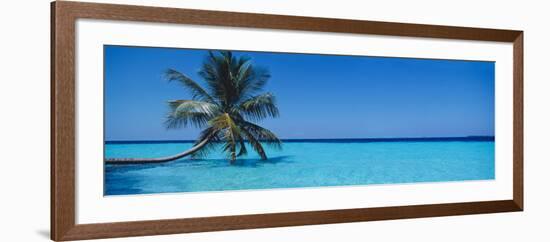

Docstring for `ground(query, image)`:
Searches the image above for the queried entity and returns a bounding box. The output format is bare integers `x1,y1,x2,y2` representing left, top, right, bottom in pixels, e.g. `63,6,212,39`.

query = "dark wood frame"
51,1,523,241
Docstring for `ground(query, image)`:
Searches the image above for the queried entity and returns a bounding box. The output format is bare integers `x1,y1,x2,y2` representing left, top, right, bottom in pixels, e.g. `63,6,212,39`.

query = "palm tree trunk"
105,137,211,165
230,151,236,164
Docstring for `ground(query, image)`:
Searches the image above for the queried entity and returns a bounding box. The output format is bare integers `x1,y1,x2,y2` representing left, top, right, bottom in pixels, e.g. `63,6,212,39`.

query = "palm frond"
237,66,271,97
165,100,219,129
199,51,267,106
239,92,279,121
239,120,282,149
200,52,237,105
236,140,248,157
169,100,218,115
210,113,246,160
239,127,267,159
165,69,214,102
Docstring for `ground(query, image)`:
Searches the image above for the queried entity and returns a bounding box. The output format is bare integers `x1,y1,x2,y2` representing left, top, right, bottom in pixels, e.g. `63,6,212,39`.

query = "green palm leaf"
165,100,219,129
165,69,214,103
239,92,279,121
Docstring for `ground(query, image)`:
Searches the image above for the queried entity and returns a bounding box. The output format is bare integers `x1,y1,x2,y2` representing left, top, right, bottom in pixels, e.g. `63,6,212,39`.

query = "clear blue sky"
104,45,494,141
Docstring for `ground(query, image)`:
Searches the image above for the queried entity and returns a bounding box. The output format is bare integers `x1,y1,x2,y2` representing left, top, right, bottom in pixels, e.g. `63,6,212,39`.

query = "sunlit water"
104,139,494,195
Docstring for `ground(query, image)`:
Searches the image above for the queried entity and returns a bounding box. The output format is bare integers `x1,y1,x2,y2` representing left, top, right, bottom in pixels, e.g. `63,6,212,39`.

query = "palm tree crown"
164,51,282,162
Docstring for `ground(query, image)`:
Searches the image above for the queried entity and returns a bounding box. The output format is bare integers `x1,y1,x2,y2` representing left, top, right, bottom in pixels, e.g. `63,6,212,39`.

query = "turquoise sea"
104,138,494,195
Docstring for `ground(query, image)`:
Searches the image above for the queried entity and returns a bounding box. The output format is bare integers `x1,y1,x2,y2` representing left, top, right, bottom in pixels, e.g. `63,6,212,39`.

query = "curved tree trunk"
105,138,211,165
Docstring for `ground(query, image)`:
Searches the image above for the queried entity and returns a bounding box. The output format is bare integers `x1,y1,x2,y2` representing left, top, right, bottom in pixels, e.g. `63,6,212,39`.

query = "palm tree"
105,51,282,165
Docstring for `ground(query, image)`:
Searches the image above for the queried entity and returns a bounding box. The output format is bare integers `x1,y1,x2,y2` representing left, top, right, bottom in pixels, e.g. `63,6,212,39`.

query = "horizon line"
105,135,495,143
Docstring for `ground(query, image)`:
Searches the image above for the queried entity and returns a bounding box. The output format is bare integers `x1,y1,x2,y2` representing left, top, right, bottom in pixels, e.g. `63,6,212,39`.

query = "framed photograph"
51,1,523,241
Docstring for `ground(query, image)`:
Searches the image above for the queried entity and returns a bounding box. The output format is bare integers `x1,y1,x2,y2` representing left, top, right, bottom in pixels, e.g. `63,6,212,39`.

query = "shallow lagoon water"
104,140,494,195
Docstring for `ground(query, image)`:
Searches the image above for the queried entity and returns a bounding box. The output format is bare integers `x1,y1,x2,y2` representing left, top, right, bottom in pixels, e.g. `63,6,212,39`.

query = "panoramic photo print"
104,45,495,196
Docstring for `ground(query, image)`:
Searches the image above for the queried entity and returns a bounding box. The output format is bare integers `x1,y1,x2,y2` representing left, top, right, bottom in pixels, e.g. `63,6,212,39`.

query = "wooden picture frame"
51,1,523,241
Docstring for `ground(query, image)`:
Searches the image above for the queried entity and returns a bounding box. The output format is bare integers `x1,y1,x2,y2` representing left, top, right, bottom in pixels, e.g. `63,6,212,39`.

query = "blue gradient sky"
104,45,494,141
